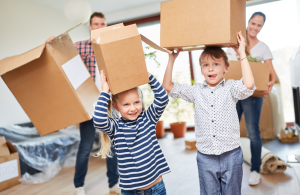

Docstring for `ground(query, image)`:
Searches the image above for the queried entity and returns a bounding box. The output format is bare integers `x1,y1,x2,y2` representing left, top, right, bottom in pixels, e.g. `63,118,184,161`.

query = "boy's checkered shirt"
169,78,256,155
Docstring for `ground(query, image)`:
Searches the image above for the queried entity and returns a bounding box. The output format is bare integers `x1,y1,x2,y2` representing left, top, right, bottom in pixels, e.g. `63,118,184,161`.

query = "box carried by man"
91,23,171,94
0,137,21,192
0,25,100,136
160,0,246,51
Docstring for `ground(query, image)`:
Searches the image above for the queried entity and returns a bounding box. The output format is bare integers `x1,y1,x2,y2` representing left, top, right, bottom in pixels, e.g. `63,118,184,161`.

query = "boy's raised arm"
231,31,255,89
162,51,180,92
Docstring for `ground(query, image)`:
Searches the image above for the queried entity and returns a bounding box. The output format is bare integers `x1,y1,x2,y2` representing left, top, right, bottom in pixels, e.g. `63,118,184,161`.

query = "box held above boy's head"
160,0,246,51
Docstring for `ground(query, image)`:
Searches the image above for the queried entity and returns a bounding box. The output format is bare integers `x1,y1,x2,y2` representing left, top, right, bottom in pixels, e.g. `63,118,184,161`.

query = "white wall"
106,2,160,24
0,0,90,126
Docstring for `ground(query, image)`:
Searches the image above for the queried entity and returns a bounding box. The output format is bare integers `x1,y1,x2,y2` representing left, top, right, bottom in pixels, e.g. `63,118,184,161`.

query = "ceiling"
27,0,163,14
27,0,280,23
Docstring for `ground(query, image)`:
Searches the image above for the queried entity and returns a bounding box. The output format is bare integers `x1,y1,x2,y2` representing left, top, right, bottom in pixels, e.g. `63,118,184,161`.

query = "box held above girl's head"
91,23,171,95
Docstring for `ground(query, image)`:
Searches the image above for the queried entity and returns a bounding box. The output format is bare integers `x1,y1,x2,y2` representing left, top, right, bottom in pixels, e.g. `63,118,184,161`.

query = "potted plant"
169,98,187,138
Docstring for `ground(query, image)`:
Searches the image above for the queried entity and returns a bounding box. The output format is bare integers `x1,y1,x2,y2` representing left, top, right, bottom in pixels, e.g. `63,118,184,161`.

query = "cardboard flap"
0,137,10,157
97,24,140,44
48,23,82,44
140,35,172,54
0,44,45,76
62,23,82,34
6,142,17,154
91,23,124,40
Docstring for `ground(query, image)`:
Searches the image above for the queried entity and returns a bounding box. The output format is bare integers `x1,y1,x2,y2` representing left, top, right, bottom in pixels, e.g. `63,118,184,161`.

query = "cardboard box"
91,23,171,94
224,61,270,97
185,140,197,150
240,83,285,140
0,137,21,192
0,25,100,136
160,0,246,51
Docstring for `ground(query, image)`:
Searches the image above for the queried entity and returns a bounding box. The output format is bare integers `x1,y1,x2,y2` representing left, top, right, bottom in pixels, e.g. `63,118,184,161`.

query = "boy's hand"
231,31,246,59
100,70,110,93
169,50,181,62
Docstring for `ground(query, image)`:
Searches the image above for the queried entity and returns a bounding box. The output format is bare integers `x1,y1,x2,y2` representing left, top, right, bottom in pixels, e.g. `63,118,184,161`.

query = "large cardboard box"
240,83,285,140
91,23,171,94
160,0,246,51
224,61,270,97
0,137,21,192
0,25,100,136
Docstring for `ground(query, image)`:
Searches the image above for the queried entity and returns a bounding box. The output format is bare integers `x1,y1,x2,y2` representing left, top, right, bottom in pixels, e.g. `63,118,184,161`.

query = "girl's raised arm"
93,71,116,138
145,74,169,123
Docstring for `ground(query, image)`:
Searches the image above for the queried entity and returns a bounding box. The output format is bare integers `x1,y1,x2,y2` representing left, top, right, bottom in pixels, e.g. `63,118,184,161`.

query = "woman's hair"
199,47,230,67
96,87,145,158
248,12,266,23
246,12,266,56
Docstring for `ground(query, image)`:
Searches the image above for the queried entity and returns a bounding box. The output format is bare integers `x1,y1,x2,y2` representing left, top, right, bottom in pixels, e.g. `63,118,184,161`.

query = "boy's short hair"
90,12,106,24
199,47,230,67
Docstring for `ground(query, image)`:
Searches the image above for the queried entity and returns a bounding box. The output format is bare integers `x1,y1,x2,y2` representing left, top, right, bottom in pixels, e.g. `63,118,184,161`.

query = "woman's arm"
261,59,277,95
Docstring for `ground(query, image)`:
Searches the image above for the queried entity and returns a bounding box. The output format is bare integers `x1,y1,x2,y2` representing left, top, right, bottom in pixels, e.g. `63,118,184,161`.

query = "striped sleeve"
145,74,169,123
93,92,116,139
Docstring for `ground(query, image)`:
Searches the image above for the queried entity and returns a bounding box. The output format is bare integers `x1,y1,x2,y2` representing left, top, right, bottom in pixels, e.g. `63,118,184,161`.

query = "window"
138,22,195,127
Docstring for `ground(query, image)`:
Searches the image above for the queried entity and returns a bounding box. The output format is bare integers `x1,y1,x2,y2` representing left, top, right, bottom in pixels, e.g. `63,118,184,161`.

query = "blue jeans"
74,119,119,188
121,180,166,195
197,147,243,195
236,96,263,172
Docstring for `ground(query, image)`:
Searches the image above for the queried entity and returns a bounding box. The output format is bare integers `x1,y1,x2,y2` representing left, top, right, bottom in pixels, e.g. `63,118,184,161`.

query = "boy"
162,32,255,195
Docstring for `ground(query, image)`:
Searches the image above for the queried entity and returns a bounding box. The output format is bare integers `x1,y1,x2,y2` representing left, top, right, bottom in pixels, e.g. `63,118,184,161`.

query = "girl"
93,71,170,195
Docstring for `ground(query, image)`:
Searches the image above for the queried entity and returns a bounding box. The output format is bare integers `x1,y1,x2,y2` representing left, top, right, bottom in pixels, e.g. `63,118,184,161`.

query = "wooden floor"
1,132,300,195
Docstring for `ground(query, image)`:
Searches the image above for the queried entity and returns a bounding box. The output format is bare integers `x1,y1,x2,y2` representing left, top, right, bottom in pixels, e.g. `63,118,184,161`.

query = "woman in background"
226,12,277,186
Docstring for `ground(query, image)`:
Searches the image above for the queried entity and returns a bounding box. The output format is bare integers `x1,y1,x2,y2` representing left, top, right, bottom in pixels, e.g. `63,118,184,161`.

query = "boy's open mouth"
208,74,217,79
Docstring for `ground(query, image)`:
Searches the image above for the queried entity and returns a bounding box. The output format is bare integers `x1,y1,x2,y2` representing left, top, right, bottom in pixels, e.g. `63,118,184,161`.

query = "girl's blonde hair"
95,87,145,158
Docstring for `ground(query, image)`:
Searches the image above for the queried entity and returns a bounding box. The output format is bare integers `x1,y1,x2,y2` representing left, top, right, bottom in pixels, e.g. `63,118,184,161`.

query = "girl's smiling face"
112,88,142,121
200,55,229,87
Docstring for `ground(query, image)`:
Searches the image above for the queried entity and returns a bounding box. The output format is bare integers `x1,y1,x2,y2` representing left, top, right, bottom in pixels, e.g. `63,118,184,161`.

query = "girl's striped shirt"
93,74,170,190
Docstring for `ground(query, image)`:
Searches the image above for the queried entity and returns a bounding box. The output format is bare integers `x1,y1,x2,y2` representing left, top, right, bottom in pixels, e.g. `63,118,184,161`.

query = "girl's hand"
231,31,246,59
169,50,181,63
100,70,110,93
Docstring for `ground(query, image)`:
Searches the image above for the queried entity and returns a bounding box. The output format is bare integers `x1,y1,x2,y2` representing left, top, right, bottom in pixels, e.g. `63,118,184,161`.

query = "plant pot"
170,122,186,138
156,121,165,138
